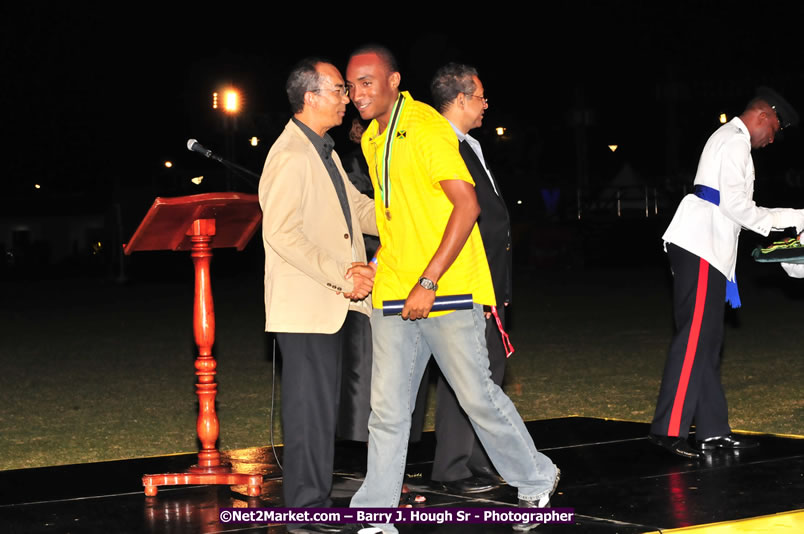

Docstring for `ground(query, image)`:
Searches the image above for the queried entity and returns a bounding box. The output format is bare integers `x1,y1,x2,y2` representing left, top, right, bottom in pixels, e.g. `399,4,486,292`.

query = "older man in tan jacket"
259,57,377,534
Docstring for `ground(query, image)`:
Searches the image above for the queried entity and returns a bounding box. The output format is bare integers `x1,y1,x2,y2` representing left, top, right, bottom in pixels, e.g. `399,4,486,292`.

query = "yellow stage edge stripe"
653,509,804,533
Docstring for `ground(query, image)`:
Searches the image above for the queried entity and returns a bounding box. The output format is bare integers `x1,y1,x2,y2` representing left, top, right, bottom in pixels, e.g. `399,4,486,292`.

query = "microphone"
186,139,219,160
184,138,259,187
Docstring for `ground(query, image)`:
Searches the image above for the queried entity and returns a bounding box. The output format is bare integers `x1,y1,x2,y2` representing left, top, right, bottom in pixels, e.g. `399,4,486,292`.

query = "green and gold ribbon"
375,93,406,220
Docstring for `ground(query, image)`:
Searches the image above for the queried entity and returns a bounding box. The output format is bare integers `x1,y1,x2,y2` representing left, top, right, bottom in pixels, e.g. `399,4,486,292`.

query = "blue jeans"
350,305,558,533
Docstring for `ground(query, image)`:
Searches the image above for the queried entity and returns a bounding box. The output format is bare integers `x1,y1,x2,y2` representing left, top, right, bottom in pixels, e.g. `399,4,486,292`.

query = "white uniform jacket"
663,117,802,280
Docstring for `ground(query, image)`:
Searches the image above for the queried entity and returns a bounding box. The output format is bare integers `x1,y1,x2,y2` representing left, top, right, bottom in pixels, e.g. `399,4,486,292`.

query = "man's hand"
401,284,436,320
343,262,375,300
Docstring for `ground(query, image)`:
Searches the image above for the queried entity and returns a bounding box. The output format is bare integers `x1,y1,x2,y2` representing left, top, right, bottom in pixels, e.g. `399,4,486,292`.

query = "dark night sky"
3,3,804,213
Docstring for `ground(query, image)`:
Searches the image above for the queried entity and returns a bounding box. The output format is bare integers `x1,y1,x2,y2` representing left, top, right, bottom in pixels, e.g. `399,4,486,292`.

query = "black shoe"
289,523,343,533
472,465,503,483
511,467,560,531
438,475,499,494
648,433,702,459
696,433,759,450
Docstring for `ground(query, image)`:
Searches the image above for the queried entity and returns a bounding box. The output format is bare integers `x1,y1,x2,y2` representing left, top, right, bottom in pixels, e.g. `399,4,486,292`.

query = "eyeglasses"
465,93,487,105
314,85,349,97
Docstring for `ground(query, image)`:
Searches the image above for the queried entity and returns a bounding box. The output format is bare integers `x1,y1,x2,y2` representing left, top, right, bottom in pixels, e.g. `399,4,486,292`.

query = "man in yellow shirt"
343,45,559,534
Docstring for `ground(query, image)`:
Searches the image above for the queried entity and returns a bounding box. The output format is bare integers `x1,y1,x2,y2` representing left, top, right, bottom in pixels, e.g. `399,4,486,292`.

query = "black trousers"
337,312,372,442
275,316,350,512
431,305,507,482
651,244,731,440
338,311,426,444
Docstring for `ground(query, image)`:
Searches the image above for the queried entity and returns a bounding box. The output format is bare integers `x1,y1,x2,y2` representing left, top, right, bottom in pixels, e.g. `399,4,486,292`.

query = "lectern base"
142,471,262,497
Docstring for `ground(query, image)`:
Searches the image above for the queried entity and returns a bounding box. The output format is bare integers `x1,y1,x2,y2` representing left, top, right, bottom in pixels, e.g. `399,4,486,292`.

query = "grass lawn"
2,255,802,472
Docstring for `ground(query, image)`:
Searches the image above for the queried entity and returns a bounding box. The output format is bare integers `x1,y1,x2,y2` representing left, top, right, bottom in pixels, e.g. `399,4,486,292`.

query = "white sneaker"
512,467,561,531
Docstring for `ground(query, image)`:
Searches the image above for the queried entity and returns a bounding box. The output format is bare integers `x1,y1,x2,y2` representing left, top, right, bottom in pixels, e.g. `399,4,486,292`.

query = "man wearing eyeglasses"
424,63,512,495
259,57,377,534
650,87,804,459
342,45,558,534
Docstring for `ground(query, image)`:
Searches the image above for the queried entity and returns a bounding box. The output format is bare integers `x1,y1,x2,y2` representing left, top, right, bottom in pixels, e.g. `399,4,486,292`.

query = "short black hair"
430,62,479,113
348,44,399,74
745,96,769,113
286,57,327,114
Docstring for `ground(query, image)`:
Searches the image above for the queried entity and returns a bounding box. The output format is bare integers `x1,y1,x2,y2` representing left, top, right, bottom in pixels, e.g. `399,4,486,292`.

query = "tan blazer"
259,119,378,334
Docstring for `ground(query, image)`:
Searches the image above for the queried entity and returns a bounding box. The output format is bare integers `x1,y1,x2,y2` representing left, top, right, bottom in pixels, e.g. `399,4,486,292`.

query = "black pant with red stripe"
651,244,732,440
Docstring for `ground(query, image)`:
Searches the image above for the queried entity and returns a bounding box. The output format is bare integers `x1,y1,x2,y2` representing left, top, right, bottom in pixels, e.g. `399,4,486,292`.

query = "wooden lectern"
124,192,263,497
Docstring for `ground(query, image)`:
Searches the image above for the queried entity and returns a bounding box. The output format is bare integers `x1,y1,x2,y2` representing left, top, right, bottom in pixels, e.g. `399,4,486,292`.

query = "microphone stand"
217,158,259,191
189,142,259,191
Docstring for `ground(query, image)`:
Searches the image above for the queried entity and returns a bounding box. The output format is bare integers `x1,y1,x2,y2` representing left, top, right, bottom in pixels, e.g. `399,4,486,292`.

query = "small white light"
608,145,618,152
496,127,506,136
250,137,259,147
34,184,41,189
191,176,204,185
719,113,727,124
164,161,173,168
517,200,523,205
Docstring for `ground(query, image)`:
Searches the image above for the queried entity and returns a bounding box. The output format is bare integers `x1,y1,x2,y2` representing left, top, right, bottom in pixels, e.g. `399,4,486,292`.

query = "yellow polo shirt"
362,92,495,313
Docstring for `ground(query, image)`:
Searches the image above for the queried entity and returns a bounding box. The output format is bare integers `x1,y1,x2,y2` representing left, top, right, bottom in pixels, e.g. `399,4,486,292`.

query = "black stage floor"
2,417,803,533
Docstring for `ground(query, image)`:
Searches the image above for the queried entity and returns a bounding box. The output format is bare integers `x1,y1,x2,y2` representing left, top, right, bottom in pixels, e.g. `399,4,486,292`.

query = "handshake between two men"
341,261,376,301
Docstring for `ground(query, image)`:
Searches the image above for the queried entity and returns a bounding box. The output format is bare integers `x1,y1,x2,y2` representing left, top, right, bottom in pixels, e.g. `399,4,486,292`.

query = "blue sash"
693,185,741,308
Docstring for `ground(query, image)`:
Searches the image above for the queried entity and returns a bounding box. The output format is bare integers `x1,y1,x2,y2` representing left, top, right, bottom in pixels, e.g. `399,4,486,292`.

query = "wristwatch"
418,277,438,291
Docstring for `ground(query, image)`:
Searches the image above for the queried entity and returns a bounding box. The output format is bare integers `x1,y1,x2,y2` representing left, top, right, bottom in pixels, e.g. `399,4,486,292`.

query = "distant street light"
223,89,240,114
211,85,243,191
250,136,259,147
496,126,506,136
608,145,618,152
164,161,173,168
719,113,728,124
